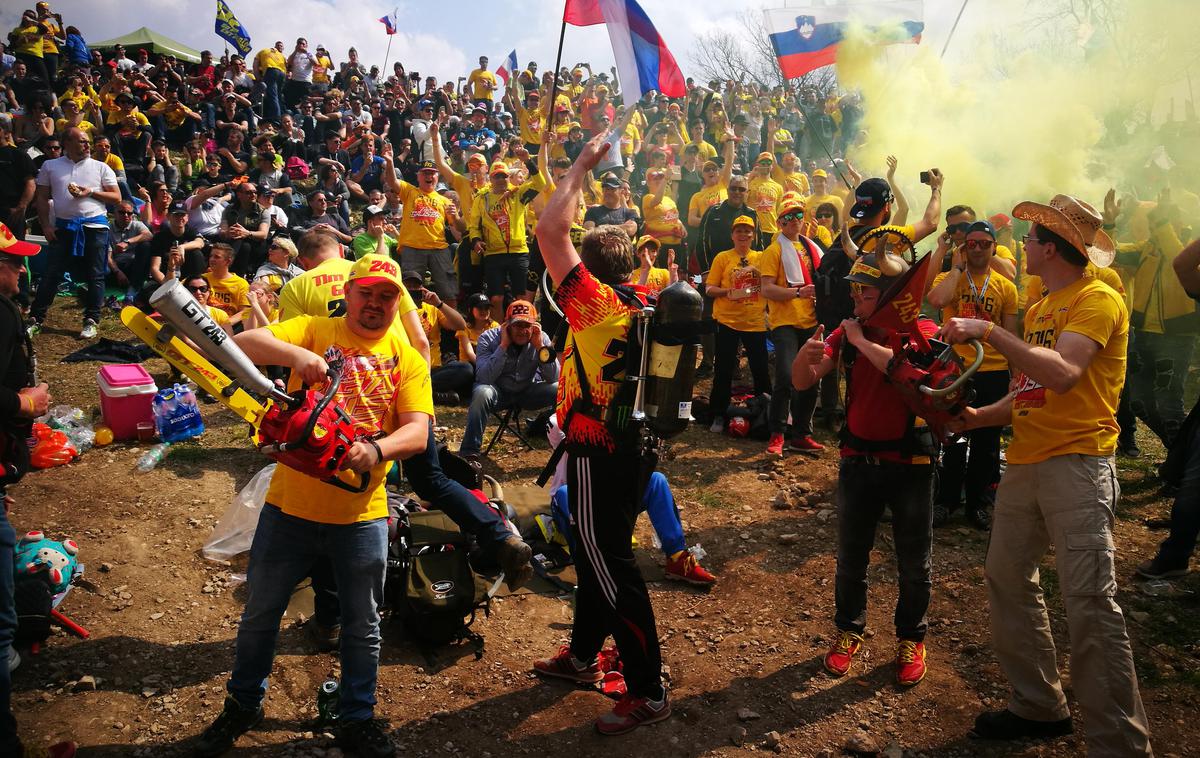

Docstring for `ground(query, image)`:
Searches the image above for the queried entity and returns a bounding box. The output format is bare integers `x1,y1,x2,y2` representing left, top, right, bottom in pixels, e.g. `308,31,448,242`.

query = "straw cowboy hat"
1012,194,1116,268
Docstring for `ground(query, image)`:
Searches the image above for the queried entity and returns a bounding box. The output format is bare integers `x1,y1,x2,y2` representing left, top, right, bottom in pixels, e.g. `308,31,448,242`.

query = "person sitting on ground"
204,242,250,318
351,205,398,260
148,200,206,283
253,236,303,294
455,292,498,366
458,299,559,460
181,274,232,334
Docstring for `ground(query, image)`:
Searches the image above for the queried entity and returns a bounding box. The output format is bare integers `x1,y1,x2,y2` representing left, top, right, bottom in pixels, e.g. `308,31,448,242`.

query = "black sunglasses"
185,284,210,293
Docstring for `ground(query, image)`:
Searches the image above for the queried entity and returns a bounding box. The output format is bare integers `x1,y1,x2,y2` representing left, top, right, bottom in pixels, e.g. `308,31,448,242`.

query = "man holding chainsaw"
194,254,429,758
940,195,1151,756
531,132,671,735
792,232,937,688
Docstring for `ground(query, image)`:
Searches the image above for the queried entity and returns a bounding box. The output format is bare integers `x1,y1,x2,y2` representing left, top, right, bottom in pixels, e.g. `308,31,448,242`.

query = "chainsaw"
124,279,372,493
885,331,984,441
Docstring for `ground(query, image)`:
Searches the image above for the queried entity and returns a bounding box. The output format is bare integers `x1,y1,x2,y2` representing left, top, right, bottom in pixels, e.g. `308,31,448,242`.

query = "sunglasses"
963,239,994,250
780,212,804,222
815,212,834,219
117,209,134,215
946,222,972,235
728,186,748,193
185,284,210,294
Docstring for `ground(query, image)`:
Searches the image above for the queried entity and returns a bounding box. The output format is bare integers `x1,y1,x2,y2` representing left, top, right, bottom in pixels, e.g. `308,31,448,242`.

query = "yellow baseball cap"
466,153,487,167
779,192,806,217
347,254,403,291
812,169,828,179
732,215,755,229
0,223,39,257
756,151,775,163
636,235,661,250
489,161,510,177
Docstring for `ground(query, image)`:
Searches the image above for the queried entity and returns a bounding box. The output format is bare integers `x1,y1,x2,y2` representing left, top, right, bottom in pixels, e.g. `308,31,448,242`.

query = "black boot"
194,696,263,757
970,709,1072,741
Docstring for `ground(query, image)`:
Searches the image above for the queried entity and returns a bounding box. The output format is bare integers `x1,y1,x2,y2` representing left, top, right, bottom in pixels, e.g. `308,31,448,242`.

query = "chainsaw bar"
120,306,270,428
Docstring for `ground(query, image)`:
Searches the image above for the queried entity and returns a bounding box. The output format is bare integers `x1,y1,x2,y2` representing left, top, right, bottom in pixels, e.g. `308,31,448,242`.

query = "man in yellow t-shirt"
705,215,768,431
382,146,458,304
254,41,287,122
804,170,844,219
203,243,250,317
467,56,498,104
195,254,433,756
926,220,1018,529
747,152,784,248
942,195,1150,756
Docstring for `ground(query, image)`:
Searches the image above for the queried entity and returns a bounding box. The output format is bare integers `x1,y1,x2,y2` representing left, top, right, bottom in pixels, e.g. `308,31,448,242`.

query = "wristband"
366,438,384,466
982,322,995,343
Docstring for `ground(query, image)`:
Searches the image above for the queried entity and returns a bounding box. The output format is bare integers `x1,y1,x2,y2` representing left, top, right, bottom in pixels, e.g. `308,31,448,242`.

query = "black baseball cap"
965,220,996,238
848,178,894,220
465,292,490,310
600,174,622,189
169,200,188,215
417,160,437,172
363,204,386,220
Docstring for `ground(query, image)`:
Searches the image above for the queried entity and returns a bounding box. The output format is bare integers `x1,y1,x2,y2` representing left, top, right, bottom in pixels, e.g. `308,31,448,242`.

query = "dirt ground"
9,299,1200,757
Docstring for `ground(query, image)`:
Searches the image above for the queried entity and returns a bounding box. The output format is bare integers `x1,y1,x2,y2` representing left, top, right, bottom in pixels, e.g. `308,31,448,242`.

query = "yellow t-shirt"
688,182,727,225
994,244,1017,280
396,181,452,250
1008,276,1129,464
206,305,230,327
929,268,1018,372
620,124,641,157
255,47,286,74
515,102,544,145
636,267,671,296
204,272,250,317
468,68,497,100
278,257,416,329
456,319,498,359
55,118,99,138
689,140,717,161
771,166,810,196
40,18,61,54
263,316,433,523
805,192,844,218
757,239,817,329
748,176,784,234
449,171,485,225
1025,263,1124,310
642,194,681,244
12,24,43,57
312,54,333,84
709,249,765,332
414,301,451,368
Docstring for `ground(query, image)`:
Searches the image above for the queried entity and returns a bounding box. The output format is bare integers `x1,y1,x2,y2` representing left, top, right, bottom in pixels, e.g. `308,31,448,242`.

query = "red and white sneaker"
595,692,672,735
896,640,927,686
789,435,825,452
823,631,864,677
533,645,603,684
766,433,785,456
665,551,717,586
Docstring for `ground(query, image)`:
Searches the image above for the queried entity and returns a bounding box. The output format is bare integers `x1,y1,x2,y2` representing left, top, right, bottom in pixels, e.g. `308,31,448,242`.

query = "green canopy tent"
90,27,202,64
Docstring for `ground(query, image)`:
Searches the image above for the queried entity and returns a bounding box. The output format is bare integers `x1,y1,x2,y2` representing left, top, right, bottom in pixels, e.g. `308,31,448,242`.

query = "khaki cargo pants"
986,453,1153,757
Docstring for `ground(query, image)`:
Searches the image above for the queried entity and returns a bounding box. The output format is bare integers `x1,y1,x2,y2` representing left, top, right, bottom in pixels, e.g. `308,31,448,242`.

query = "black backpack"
385,498,490,658
814,224,874,329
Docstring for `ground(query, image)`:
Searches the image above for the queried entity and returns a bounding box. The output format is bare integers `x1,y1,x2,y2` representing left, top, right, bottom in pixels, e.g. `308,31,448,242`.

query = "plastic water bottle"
136,442,171,472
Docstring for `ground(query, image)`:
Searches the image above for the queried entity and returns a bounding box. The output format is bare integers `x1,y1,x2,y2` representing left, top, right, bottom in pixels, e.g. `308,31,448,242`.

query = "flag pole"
381,7,398,78
545,13,569,141
940,0,970,59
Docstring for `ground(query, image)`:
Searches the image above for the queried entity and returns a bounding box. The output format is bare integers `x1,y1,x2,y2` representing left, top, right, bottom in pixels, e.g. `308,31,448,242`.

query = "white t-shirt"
288,51,317,82
36,156,118,221
186,194,227,236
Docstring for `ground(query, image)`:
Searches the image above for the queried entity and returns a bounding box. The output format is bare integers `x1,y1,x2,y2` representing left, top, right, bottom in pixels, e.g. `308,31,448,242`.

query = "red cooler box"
98,364,158,440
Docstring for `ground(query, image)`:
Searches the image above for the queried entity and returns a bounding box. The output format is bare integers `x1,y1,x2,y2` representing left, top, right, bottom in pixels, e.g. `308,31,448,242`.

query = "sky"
4,0,986,84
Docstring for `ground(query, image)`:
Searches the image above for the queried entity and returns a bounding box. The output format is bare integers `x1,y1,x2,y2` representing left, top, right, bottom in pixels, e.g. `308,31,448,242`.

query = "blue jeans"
1155,419,1200,568
227,505,387,722
459,382,558,456
552,471,686,556
31,224,110,325
0,504,18,752
263,68,284,123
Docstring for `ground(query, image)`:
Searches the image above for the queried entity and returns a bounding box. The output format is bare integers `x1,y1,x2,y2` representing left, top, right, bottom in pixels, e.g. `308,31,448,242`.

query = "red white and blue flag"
378,14,398,35
496,49,518,84
765,1,924,80
564,0,686,98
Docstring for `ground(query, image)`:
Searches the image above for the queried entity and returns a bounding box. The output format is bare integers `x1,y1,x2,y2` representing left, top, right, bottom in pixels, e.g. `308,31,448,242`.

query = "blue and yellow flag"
215,0,252,56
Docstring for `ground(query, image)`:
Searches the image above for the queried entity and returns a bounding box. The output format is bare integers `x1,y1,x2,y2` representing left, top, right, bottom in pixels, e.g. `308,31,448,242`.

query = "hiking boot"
896,640,927,686
970,709,1073,741
664,551,717,586
932,504,950,528
823,631,864,677
966,506,991,531
1118,434,1142,458
433,390,460,406
336,718,395,758
496,535,534,591
24,741,77,758
533,645,603,684
1135,556,1189,580
80,319,98,339
194,696,264,757
788,435,824,452
306,619,341,653
766,433,784,456
709,416,725,434
595,691,672,735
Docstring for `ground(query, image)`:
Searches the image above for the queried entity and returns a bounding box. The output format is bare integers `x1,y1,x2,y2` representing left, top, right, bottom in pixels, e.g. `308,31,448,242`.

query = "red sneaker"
766,433,784,456
789,435,825,452
533,645,603,684
665,551,717,586
595,692,672,735
896,640,927,686
27,742,77,758
823,631,864,677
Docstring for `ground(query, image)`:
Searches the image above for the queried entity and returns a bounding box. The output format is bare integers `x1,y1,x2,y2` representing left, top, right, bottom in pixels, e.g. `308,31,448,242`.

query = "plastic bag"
202,464,275,561
41,405,94,454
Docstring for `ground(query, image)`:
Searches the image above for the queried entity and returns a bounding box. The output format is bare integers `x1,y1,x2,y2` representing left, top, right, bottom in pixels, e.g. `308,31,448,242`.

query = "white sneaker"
80,319,98,339
8,647,19,673
709,416,725,434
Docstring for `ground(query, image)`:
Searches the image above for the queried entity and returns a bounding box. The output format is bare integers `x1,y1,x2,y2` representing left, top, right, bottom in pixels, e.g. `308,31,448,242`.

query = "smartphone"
919,171,931,185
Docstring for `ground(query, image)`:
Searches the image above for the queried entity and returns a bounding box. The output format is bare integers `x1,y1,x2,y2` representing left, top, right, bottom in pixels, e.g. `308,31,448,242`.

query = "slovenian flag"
496,49,518,85
378,14,398,35
765,0,924,80
564,0,685,98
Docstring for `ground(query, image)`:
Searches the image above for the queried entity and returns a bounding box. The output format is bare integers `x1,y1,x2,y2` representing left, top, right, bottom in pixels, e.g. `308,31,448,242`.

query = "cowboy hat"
1012,194,1115,268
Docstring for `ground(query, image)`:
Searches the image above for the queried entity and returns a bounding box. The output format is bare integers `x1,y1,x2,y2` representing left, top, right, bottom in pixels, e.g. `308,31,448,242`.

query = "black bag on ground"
14,575,53,646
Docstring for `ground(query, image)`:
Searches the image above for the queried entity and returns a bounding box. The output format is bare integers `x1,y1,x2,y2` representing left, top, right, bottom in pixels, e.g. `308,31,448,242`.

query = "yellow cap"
732,215,755,229
347,254,403,291
636,235,661,250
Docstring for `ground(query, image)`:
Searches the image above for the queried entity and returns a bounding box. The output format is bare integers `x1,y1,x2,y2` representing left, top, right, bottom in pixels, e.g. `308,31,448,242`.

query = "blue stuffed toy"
15,531,79,594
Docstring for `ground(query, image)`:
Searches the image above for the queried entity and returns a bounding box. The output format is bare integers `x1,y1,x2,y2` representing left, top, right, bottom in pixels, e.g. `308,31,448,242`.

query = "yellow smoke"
836,0,1200,221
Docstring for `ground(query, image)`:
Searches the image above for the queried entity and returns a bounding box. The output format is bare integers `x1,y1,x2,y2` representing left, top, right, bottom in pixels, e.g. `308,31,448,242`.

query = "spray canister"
316,679,339,726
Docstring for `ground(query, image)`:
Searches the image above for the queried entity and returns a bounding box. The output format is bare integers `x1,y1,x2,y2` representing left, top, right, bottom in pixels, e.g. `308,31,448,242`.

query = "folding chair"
483,406,535,456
